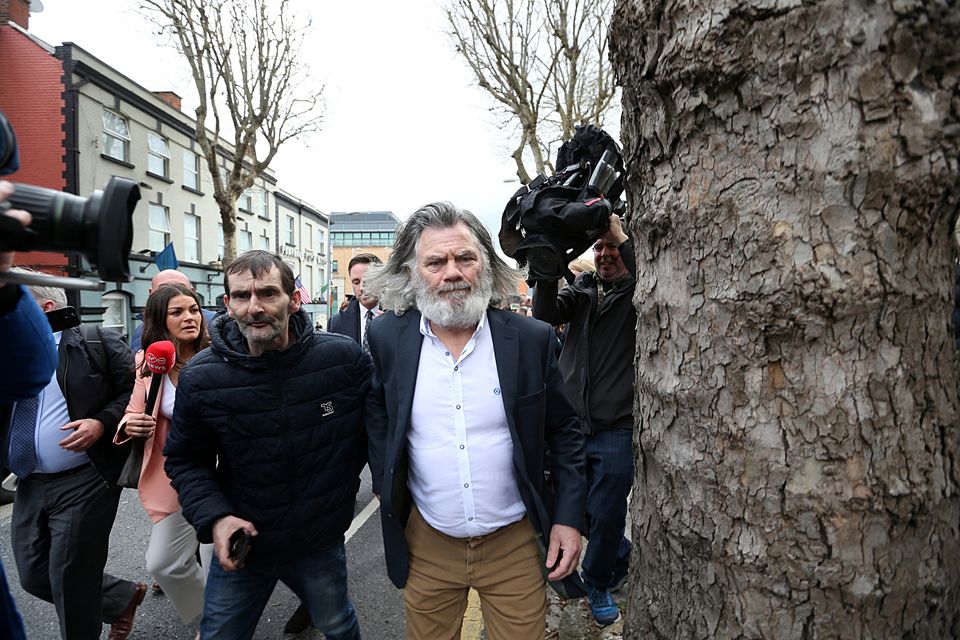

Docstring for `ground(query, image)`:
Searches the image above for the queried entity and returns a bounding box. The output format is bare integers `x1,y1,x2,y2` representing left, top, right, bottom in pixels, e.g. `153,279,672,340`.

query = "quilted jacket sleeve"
164,360,234,543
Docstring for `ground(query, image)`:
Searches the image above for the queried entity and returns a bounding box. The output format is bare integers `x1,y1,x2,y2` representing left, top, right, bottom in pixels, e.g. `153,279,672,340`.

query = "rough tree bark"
610,0,960,637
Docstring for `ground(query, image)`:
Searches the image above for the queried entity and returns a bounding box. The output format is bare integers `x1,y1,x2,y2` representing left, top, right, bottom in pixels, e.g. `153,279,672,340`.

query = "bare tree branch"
446,0,617,182
140,0,323,265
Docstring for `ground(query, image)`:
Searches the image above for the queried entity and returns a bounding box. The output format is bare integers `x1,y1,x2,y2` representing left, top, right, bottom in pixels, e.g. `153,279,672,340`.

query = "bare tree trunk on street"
141,0,322,266
610,0,960,636
447,0,618,183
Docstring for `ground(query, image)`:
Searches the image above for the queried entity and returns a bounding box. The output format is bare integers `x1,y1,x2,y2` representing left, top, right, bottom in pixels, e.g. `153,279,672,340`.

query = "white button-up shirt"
407,312,526,538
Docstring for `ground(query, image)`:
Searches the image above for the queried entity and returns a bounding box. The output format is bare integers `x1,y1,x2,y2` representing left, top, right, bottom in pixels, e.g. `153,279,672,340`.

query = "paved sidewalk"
545,585,627,640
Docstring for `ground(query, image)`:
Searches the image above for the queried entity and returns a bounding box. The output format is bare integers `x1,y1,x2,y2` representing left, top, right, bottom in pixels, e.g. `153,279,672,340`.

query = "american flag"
294,276,311,304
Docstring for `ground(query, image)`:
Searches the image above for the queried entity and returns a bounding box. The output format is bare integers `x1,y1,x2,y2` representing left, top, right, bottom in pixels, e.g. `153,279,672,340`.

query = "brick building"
0,1,331,335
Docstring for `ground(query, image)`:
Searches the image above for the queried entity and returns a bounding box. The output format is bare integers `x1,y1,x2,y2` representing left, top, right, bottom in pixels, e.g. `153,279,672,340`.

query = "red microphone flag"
143,340,176,415
145,340,176,376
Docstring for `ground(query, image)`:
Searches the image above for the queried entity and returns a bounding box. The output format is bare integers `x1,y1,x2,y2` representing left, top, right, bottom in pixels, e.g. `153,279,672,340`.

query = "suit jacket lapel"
391,311,424,455
488,309,519,435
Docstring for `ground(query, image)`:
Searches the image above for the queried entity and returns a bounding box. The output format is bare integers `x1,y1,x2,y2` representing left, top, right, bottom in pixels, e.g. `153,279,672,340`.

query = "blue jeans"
200,540,361,640
581,429,633,590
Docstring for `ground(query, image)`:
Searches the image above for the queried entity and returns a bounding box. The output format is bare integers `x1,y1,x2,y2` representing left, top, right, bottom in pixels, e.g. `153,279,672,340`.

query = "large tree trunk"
610,1,960,637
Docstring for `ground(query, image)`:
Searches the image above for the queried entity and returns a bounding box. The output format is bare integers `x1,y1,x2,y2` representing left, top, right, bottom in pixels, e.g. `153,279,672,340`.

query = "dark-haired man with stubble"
329,253,383,351
165,250,372,640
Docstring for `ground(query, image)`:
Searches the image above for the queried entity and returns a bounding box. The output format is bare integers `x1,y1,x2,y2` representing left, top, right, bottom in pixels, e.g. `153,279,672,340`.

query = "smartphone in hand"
228,529,252,568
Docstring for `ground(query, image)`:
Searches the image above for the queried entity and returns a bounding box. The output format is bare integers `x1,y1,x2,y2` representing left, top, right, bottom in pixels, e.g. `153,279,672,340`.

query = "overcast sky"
28,0,529,234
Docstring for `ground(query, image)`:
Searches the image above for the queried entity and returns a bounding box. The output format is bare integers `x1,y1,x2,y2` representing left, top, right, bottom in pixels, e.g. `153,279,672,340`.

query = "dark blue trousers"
581,428,633,590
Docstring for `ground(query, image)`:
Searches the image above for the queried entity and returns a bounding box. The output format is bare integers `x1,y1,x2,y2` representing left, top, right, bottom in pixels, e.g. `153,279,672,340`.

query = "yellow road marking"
461,588,484,639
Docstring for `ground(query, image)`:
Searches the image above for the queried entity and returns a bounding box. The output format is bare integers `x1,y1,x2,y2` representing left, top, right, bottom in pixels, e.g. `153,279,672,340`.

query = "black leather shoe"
283,603,312,635
108,582,147,640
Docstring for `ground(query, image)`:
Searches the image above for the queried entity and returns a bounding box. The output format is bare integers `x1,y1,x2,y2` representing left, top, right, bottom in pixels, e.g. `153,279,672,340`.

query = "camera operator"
0,181,57,403
0,180,51,640
532,213,635,627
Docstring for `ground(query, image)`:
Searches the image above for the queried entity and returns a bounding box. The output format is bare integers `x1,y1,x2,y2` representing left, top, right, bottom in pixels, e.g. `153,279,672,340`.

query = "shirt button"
460,444,464,450
468,517,474,521
445,351,450,356
454,366,459,371
456,404,461,410
464,483,469,488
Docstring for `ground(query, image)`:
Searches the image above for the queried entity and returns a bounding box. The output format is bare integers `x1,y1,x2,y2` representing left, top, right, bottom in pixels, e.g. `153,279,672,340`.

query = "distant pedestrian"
329,253,383,350
365,202,586,640
165,251,372,640
117,283,213,625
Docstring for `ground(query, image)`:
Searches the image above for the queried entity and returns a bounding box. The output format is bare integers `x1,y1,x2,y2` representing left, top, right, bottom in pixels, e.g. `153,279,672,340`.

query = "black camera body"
499,125,625,282
0,111,140,282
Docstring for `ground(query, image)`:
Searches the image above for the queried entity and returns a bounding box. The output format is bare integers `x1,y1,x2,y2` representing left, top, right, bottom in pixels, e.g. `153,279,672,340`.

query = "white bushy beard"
414,268,493,329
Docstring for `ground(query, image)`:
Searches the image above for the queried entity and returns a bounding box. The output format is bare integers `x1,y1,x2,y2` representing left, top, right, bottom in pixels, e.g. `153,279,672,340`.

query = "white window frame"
101,292,130,337
183,150,200,189
258,188,269,218
304,222,313,251
184,213,201,262
260,234,270,251
148,203,171,252
286,215,295,245
102,110,130,162
239,188,253,213
147,132,170,177
239,229,253,252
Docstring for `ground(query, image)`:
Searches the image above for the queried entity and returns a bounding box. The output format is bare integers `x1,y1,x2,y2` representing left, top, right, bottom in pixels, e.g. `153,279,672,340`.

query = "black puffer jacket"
165,309,372,563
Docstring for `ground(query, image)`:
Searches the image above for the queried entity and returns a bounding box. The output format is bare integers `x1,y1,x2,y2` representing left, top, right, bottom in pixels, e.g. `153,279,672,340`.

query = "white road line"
345,498,380,543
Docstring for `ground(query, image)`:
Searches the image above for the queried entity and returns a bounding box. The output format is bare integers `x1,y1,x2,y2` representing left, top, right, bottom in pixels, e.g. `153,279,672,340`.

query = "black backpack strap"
80,323,110,379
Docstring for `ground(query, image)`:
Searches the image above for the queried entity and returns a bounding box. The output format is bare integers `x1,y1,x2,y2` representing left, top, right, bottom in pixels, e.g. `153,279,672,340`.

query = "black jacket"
533,239,636,434
165,309,373,563
328,298,360,343
366,308,587,598
1,325,135,485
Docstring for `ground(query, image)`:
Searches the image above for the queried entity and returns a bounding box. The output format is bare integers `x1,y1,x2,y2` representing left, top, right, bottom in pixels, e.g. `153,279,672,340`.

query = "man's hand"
213,515,258,572
0,180,31,283
59,418,105,452
545,523,582,581
122,413,156,439
599,213,628,247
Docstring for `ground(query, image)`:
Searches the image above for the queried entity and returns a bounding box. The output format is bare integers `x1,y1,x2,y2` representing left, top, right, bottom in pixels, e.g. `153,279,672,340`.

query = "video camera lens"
0,178,140,282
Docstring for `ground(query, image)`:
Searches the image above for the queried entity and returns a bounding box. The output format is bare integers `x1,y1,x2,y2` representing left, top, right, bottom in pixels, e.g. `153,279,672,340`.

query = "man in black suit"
328,253,382,349
364,202,586,640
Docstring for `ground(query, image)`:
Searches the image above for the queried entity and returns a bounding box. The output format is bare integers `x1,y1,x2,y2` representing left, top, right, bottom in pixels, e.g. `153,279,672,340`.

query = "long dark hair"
138,283,210,377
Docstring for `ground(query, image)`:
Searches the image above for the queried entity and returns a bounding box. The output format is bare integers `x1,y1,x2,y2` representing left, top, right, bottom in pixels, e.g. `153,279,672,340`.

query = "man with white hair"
0,272,146,639
364,202,586,639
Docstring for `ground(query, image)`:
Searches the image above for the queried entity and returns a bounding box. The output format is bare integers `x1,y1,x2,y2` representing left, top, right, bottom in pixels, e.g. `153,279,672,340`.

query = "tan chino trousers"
403,506,547,640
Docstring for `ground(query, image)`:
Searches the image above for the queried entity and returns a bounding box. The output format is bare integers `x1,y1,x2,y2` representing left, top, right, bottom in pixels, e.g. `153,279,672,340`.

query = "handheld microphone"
144,340,176,415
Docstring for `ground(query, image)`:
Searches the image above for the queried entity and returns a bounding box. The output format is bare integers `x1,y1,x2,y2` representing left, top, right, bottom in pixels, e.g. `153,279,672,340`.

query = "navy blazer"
366,307,587,598
328,298,360,342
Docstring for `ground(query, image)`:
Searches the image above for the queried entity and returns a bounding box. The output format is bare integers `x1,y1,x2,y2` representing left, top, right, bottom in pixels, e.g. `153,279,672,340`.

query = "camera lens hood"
93,177,139,282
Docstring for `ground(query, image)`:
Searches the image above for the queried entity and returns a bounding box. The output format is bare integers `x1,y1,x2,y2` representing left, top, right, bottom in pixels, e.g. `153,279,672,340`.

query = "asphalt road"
0,465,405,639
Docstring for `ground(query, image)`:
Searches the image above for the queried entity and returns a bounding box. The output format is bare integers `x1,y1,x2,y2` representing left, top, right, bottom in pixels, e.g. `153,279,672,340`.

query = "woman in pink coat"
116,283,213,625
